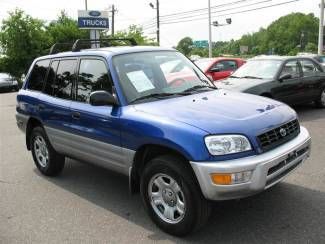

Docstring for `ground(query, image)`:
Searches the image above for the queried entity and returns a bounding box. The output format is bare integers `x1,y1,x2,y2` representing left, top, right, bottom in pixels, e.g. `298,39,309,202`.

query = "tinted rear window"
27,60,50,91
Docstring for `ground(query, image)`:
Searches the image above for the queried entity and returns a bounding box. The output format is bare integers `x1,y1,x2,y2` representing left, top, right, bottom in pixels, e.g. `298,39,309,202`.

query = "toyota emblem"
280,128,287,137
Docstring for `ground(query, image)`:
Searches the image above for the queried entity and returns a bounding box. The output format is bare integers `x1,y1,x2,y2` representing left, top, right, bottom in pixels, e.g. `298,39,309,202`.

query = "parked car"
297,52,325,69
16,40,311,236
195,57,245,81
0,73,19,92
218,56,325,108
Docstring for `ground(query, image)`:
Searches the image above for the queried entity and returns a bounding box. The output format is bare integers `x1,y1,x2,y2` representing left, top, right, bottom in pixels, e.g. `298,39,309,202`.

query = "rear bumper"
190,126,311,201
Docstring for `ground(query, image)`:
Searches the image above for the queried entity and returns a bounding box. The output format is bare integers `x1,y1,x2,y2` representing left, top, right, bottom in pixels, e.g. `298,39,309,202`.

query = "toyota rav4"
16,39,311,236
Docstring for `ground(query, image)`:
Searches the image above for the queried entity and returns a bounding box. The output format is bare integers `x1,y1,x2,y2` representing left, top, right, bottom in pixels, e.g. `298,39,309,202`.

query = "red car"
195,57,246,81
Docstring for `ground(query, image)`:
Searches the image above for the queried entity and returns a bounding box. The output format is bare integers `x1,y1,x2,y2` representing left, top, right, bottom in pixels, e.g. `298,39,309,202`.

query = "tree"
305,42,317,53
47,11,88,44
0,9,49,80
112,25,156,45
176,37,193,56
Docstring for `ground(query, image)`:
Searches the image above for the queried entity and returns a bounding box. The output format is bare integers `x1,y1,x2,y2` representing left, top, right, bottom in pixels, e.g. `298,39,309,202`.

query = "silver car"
0,73,19,92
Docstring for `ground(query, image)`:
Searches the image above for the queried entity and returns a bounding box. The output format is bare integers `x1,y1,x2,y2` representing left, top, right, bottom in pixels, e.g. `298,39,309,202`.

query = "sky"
0,0,320,47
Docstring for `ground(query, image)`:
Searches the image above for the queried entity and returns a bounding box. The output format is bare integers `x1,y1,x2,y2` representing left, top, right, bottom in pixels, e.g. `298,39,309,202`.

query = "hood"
216,77,272,92
133,89,296,137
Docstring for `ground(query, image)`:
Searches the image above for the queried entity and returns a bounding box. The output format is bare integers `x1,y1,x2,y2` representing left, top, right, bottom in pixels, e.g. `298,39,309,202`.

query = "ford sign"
78,10,109,29
89,11,101,17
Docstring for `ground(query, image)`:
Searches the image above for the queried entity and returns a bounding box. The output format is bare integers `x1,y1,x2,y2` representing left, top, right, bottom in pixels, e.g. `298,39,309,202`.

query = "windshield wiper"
229,75,241,78
240,75,263,79
129,92,190,104
183,85,217,93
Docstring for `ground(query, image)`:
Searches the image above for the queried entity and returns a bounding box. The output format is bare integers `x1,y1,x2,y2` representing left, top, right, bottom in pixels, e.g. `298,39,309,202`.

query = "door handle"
71,112,80,120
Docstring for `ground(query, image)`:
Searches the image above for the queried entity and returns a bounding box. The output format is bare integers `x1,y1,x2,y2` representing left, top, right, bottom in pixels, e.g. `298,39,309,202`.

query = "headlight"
205,135,252,156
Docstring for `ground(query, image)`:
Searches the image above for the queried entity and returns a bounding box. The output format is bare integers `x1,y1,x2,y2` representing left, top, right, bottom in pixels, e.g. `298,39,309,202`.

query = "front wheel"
140,155,211,236
30,126,65,176
315,87,325,108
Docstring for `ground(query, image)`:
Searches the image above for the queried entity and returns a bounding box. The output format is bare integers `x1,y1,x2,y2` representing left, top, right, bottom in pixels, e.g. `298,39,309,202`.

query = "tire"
30,126,65,176
140,155,211,236
315,87,325,108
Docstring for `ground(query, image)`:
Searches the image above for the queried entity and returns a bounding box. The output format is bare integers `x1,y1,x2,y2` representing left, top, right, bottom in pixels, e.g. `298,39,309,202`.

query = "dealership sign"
78,10,109,29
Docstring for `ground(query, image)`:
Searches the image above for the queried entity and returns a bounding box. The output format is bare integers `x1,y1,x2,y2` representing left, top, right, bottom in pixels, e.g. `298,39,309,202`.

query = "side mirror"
89,91,118,106
210,67,221,72
279,73,292,82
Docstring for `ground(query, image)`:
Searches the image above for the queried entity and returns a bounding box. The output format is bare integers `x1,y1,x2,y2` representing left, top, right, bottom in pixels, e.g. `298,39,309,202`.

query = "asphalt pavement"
1,91,325,243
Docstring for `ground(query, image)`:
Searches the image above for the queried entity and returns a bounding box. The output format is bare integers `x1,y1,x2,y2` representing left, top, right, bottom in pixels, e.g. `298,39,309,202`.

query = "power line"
160,0,299,25
159,0,272,23
139,0,254,28
160,0,254,19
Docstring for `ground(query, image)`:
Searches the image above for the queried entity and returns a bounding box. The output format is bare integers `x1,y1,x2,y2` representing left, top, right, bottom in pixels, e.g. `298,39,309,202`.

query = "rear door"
38,58,77,153
69,57,124,174
273,59,303,105
300,58,324,102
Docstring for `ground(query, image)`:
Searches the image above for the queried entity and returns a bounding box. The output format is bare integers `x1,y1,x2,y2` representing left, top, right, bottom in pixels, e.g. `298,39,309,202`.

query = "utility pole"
156,0,160,46
208,0,212,58
319,0,324,55
111,5,117,36
85,0,88,10
149,1,160,46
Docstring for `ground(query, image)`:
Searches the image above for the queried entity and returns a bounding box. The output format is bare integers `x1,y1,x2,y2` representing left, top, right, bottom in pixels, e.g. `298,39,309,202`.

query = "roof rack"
49,42,74,55
72,38,138,52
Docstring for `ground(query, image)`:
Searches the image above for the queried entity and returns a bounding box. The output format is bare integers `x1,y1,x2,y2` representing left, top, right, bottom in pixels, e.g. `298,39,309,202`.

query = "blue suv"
16,39,311,236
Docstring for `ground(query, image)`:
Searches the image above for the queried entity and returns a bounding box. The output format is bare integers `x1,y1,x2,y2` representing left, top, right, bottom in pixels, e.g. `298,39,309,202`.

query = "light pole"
208,0,212,57
318,0,324,55
149,0,160,46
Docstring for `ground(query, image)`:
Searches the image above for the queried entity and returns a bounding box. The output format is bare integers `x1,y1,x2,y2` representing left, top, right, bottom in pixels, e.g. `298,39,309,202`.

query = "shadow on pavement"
40,159,325,243
292,104,325,122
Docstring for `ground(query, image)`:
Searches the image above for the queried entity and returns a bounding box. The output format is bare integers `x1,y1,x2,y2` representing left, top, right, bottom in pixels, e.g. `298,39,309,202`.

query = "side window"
77,59,113,103
301,59,319,77
27,59,50,91
44,61,59,96
54,60,77,99
213,60,237,71
280,60,300,79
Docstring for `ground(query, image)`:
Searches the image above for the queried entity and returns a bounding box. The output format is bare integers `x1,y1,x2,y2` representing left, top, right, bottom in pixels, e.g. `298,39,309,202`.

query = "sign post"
78,10,109,48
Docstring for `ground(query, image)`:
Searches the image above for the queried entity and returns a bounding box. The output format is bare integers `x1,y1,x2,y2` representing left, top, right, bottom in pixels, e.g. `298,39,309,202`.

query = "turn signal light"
210,171,252,185
210,173,232,185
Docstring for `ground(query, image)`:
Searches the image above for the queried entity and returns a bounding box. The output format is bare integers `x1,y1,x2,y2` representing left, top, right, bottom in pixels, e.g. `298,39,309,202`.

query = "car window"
280,60,300,79
77,59,113,103
113,51,211,103
213,60,237,71
44,61,59,96
301,59,320,77
28,59,50,91
53,59,77,99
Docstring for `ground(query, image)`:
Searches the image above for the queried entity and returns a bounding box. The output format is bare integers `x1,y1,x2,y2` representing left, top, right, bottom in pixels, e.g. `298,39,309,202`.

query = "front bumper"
190,126,311,201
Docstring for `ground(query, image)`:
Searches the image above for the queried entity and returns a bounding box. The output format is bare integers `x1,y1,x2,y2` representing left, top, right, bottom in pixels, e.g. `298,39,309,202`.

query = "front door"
69,57,125,174
273,60,303,105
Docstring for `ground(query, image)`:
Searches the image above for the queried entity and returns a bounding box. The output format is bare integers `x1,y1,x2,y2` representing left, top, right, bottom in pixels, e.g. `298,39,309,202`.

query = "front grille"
257,119,300,153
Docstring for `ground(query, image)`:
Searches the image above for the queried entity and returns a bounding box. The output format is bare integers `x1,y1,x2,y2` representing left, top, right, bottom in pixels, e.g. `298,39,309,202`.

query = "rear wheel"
315,88,325,108
140,155,211,236
30,126,65,176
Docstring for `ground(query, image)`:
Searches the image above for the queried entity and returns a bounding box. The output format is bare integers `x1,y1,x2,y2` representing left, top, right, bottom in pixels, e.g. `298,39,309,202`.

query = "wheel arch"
129,144,194,194
26,117,43,150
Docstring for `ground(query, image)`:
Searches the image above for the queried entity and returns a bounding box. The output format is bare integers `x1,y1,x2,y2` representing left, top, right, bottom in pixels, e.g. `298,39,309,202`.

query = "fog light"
211,171,252,185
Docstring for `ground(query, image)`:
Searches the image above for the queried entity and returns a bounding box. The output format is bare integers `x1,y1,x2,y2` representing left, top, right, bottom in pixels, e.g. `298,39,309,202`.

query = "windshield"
194,58,214,71
314,56,325,63
231,60,282,79
113,51,213,103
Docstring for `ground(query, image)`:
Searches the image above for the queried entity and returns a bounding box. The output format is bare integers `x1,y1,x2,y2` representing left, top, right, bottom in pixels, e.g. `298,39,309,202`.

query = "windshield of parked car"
314,56,325,64
113,51,214,103
231,59,282,79
194,58,214,71
0,73,12,82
